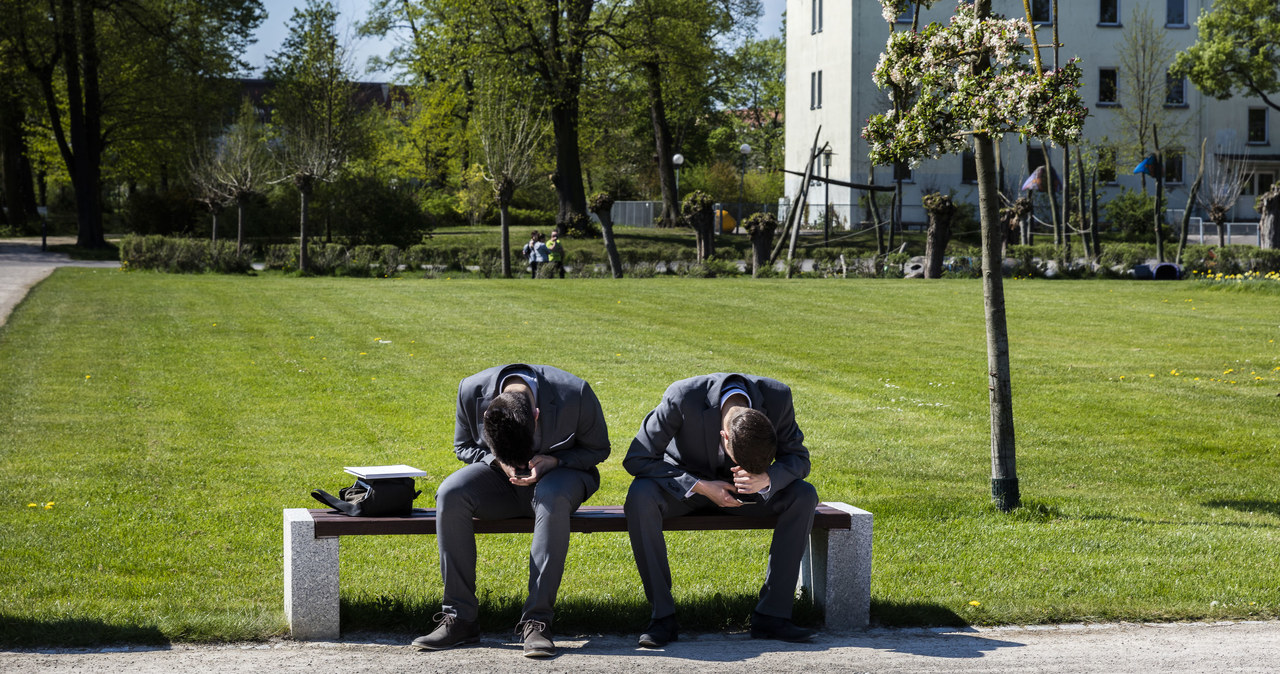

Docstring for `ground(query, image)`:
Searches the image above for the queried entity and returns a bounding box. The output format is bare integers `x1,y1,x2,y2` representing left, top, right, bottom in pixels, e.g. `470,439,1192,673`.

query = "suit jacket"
454,364,610,483
623,373,810,500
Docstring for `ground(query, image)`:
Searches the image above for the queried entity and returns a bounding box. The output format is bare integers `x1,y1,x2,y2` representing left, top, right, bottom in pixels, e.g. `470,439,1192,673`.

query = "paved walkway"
0,238,118,329
2,621,1279,673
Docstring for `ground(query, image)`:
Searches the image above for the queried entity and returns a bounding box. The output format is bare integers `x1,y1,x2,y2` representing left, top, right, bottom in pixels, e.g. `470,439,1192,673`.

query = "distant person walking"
546,231,565,278
523,232,549,278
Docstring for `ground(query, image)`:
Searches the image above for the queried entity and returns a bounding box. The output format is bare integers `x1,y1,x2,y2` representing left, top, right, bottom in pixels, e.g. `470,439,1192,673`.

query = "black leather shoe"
411,613,481,650
749,611,816,642
520,620,556,658
638,614,679,648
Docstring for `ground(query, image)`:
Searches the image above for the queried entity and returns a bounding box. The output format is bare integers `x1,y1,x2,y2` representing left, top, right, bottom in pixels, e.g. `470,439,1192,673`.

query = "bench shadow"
1204,499,1280,519
0,615,170,649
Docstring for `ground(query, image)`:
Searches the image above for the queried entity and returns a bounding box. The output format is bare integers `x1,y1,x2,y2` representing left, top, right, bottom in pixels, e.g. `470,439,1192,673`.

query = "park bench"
283,502,872,640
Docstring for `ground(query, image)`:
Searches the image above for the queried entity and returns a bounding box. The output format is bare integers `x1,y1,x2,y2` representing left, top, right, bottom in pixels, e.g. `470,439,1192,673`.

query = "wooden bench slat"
310,503,852,538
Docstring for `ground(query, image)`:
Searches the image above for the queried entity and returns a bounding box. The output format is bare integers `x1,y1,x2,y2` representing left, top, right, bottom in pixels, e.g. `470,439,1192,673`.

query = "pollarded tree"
1172,0,1280,113
189,100,274,249
266,0,363,273
475,83,546,279
864,0,1086,511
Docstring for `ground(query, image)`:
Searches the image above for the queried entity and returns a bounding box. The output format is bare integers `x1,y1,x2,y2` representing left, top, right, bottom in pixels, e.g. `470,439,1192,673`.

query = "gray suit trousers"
436,461,596,624
624,477,819,620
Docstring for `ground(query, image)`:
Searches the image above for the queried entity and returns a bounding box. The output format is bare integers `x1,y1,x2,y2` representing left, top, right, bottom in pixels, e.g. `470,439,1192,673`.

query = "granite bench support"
283,501,871,640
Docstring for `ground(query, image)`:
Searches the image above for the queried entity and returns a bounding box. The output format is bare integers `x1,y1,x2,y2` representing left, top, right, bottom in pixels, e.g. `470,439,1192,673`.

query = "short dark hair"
483,392,535,467
726,408,776,474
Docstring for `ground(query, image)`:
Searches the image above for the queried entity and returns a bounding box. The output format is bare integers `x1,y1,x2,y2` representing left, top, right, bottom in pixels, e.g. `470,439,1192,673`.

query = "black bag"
311,477,421,517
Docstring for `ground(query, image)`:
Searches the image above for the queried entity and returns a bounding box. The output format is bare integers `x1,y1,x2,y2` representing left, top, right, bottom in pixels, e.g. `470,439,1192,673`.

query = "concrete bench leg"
800,502,872,631
284,508,340,640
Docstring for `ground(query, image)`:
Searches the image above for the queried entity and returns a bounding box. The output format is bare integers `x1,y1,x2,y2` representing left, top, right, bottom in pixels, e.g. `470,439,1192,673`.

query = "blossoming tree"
863,0,1087,511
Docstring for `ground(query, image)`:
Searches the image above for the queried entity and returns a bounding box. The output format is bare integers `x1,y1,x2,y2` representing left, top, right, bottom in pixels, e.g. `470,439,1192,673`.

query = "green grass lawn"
1,270,1277,646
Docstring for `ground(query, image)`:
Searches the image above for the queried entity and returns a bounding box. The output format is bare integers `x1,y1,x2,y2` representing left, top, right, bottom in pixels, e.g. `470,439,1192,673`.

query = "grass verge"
1,271,1277,645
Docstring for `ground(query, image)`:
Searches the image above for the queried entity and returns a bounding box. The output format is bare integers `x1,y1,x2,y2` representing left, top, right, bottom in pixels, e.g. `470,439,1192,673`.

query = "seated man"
413,364,609,658
623,373,818,647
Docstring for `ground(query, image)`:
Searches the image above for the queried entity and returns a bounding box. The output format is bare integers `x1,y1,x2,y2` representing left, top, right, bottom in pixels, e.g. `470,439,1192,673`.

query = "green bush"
118,235,252,273
1096,242,1154,269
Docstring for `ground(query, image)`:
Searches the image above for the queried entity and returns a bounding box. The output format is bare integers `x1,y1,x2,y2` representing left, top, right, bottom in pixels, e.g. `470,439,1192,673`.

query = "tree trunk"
1259,185,1280,249
1177,141,1206,264
750,223,776,278
0,93,38,227
975,0,1018,513
499,201,511,278
642,61,680,228
923,196,955,279
298,179,312,273
61,0,105,248
549,89,587,230
236,194,248,249
594,208,623,278
1153,128,1165,262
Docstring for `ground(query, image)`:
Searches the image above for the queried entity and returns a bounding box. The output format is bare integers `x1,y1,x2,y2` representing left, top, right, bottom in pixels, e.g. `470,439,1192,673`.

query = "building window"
1031,0,1051,24
1165,74,1186,107
1166,0,1187,26
896,7,913,24
961,149,977,184
1098,147,1118,184
1163,150,1184,184
1099,0,1120,25
1098,68,1118,105
1247,172,1275,196
1248,108,1268,144
812,0,823,33
810,71,823,110
893,162,912,182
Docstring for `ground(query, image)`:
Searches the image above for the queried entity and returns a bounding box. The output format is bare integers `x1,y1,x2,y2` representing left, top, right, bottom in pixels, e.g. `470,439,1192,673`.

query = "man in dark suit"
412,364,610,658
623,373,818,647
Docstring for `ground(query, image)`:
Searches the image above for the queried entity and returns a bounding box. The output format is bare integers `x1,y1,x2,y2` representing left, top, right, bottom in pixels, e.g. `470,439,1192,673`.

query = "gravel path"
3,621,1278,673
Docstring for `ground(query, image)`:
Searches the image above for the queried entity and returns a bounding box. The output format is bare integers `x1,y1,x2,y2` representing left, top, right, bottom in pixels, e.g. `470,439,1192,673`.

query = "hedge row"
119,235,253,273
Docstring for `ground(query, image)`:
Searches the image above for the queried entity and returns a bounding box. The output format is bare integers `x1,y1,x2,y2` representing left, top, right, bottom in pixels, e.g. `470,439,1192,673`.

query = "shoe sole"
412,635,481,651
638,635,676,648
523,647,556,658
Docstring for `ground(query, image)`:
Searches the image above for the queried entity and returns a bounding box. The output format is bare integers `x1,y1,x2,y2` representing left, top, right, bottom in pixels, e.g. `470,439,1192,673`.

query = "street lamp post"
738,143,751,234
823,148,833,245
672,153,684,204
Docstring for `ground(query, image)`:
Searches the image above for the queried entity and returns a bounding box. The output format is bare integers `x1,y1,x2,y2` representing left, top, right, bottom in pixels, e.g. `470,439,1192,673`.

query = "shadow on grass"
1204,499,1280,519
0,615,169,649
870,600,968,628
340,591,822,637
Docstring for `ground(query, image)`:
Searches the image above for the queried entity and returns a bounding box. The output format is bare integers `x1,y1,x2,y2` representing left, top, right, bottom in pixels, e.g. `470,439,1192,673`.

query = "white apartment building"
785,0,1277,230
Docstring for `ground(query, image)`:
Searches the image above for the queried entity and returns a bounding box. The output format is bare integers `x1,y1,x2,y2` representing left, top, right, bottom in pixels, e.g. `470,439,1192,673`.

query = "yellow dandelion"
44,504,53,509
1149,374,1155,378
969,601,981,607
1119,375,1126,380
359,352,367,355
27,503,37,508
310,336,315,339
85,375,91,380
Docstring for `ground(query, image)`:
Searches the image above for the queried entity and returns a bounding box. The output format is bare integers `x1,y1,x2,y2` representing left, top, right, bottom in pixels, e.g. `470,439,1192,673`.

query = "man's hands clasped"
693,466,770,508
500,454,560,487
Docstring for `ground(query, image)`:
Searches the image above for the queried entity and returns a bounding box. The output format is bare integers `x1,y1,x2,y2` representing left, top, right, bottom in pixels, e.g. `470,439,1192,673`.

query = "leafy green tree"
865,0,1086,511
1172,0,1280,113
606,0,758,227
0,0,263,247
266,0,364,272
1114,5,1191,174
369,0,610,231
